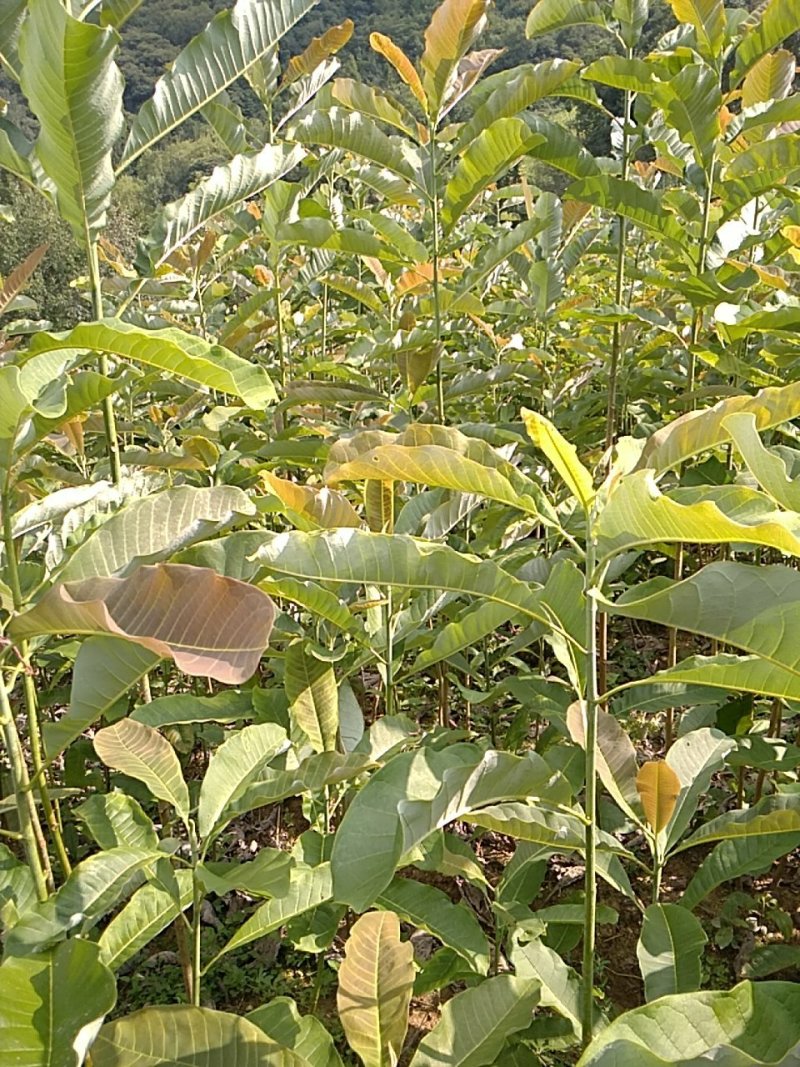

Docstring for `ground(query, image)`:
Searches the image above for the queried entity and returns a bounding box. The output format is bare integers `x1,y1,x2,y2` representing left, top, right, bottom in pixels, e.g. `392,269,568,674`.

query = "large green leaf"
724,413,800,511
457,59,581,149
511,928,586,1038
0,940,116,1067
637,903,706,1002
376,876,490,974
11,563,276,685
59,484,254,581
681,831,800,910
247,998,343,1067
663,728,733,853
628,653,800,703
99,869,193,971
289,107,421,189
565,175,683,248
119,0,320,169
635,381,800,473
28,320,276,406
442,117,545,232
667,0,725,58
44,636,159,759
409,975,540,1067
6,846,161,954
94,718,190,819
337,910,414,1067
209,863,333,966
526,0,606,39
284,641,339,753
732,0,800,84
607,562,800,691
577,982,800,1066
18,0,123,242
139,143,305,272
253,529,573,642
93,1006,308,1066
675,795,800,854
652,63,721,168
331,77,419,138
595,473,800,563
197,723,288,838
76,792,158,851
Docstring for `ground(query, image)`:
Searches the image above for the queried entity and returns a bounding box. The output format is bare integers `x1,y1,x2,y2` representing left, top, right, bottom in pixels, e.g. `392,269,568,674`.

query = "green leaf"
409,975,540,1067
565,176,683,248
45,637,160,758
337,910,414,1067
19,0,123,242
197,723,288,838
289,107,421,188
6,846,161,954
676,795,800,854
29,320,276,406
637,903,706,1001
511,928,587,1038
209,863,333,966
99,0,146,28
667,0,725,58
247,998,343,1067
139,143,304,272
522,408,594,511
663,728,734,853
76,792,158,851
255,526,575,643
526,0,606,39
331,77,419,138
99,869,193,971
131,689,255,728
0,940,116,1067
59,484,254,581
595,473,800,563
457,59,581,149
681,830,800,910
724,413,800,511
284,641,339,753
652,63,721,169
732,0,800,84
119,0,320,169
608,562,800,697
635,381,800,473
583,55,657,93
93,1005,309,1066
198,849,293,899
567,704,642,821
577,981,800,1065
377,877,490,974
633,653,800,703
94,718,190,820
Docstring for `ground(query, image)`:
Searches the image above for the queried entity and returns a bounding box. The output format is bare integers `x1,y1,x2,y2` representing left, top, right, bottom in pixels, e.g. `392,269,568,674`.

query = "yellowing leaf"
94,718,190,820
636,761,681,834
522,408,595,511
262,470,362,530
337,910,414,1067
282,19,354,87
420,0,491,114
370,32,427,111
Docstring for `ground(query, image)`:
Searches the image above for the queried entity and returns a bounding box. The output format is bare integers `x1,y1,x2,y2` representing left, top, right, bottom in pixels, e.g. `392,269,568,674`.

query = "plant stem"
273,254,286,389
429,126,444,422
0,668,49,901
2,492,69,880
87,241,121,485
188,823,203,1006
581,525,600,1048
605,56,633,452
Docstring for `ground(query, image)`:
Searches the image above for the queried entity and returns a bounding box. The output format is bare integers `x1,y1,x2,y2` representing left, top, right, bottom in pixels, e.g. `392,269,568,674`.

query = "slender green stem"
429,126,444,422
87,241,121,485
2,492,68,881
189,823,203,1006
0,668,48,901
581,525,600,1048
605,57,633,452
272,254,286,388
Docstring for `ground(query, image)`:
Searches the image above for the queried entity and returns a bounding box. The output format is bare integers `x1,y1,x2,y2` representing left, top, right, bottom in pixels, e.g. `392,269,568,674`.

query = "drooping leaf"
526,0,607,40
11,564,276,685
732,0,800,84
282,18,353,86
28,320,276,406
409,975,540,1067
0,940,116,1067
681,831,800,910
577,982,800,1065
247,998,343,1067
637,903,706,1001
337,910,415,1067
511,929,586,1038
94,718,190,819
19,0,124,242
262,471,362,530
76,792,158,852
723,413,800,512
92,1005,309,1066
119,0,320,169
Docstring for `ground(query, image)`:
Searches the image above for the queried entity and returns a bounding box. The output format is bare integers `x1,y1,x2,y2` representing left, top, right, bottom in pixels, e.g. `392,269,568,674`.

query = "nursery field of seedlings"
1,0,800,1063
